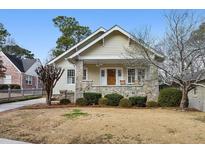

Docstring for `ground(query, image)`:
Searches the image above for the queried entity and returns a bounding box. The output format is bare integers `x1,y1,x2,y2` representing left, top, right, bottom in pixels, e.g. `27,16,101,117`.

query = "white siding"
53,59,76,94
189,83,205,112
25,59,42,76
80,31,138,59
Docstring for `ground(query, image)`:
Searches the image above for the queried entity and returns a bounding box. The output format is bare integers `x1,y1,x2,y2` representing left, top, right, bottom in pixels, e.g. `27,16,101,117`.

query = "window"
118,69,122,77
138,69,145,82
101,70,105,77
26,75,32,85
83,68,87,80
128,69,135,84
67,69,75,84
3,75,11,84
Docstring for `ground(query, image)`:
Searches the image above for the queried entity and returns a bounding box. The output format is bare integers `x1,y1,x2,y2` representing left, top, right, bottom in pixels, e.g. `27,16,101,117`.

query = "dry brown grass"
0,107,205,144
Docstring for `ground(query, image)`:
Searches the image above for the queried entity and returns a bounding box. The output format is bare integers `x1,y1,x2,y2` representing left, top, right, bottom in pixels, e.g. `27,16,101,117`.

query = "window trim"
26,75,33,85
67,69,75,85
83,68,88,81
127,68,146,84
127,68,136,84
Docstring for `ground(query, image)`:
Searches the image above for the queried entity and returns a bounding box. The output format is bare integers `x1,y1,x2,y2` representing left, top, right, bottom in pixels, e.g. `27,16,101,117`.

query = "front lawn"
0,107,204,143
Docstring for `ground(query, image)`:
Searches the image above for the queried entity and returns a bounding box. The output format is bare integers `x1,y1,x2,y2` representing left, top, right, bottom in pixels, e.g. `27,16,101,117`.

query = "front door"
107,69,116,85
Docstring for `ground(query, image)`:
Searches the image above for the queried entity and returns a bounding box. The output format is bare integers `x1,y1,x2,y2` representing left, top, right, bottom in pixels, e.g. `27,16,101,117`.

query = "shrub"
104,93,124,106
83,92,102,105
158,88,182,107
59,98,71,105
0,84,21,90
98,97,108,106
147,101,159,107
129,96,147,107
10,84,21,89
0,84,9,90
76,98,88,106
119,98,132,108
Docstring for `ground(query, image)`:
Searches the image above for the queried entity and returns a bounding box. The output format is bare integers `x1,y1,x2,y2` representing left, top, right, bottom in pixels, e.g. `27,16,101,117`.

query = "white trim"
83,67,88,80
69,25,164,59
67,69,76,85
47,27,106,64
0,51,22,73
99,67,123,86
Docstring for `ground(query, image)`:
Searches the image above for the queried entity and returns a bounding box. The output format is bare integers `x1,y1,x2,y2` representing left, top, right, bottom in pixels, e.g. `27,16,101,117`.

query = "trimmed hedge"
104,93,124,106
158,88,182,107
59,99,71,105
147,101,159,107
76,98,88,106
0,84,21,90
10,84,21,89
129,96,147,107
119,98,132,108
83,92,102,105
98,97,108,106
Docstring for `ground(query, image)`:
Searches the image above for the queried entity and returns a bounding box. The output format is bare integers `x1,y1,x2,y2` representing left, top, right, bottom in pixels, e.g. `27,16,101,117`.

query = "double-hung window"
83,68,88,80
67,69,75,84
26,75,32,85
138,69,145,82
128,69,135,84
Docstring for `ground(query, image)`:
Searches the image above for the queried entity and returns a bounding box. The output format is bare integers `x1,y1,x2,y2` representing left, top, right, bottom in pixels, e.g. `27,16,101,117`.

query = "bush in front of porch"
104,93,124,106
129,96,147,107
83,92,102,105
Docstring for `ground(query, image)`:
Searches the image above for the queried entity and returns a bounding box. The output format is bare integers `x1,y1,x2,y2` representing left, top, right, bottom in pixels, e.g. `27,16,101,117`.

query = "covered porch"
75,59,159,101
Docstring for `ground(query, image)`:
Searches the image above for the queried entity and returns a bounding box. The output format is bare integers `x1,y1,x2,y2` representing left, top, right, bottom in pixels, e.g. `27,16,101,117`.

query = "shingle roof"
4,53,37,72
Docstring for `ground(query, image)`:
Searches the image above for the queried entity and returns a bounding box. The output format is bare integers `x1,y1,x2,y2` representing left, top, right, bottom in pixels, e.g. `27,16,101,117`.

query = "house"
48,25,164,102
188,70,205,112
0,51,42,89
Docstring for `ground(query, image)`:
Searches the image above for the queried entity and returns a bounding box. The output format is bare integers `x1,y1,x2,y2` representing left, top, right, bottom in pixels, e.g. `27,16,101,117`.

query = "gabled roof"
69,25,165,59
48,27,106,64
3,52,37,72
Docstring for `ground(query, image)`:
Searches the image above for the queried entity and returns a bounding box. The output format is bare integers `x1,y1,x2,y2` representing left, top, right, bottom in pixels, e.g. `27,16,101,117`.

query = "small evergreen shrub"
98,97,108,106
0,84,21,90
83,92,102,105
10,84,21,89
147,101,159,107
76,98,88,106
119,98,132,108
59,98,71,105
129,96,147,107
104,93,124,106
0,84,9,90
158,88,182,107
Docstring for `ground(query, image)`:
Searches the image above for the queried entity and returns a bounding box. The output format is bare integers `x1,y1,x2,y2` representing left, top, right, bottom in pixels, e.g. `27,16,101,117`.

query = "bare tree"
0,56,6,78
126,10,205,110
36,65,64,105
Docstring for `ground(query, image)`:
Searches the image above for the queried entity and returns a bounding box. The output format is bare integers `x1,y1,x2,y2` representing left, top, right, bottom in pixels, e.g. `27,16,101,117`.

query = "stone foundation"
82,80,159,101
53,90,74,103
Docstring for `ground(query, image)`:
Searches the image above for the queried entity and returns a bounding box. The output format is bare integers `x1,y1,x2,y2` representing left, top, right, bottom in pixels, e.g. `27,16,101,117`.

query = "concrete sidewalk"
0,97,45,112
0,138,30,144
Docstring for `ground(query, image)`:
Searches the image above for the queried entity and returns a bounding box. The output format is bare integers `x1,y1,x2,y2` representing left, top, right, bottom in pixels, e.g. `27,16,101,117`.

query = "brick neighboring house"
0,51,42,89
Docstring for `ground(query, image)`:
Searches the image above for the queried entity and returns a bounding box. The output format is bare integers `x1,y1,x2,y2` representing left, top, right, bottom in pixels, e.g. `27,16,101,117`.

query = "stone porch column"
75,60,84,100
145,64,159,101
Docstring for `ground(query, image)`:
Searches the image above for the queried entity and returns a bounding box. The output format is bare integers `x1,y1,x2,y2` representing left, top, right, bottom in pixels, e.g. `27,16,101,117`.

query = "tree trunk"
46,90,52,105
180,88,189,110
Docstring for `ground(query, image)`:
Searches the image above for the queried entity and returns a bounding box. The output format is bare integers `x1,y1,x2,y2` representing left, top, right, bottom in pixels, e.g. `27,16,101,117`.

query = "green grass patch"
63,109,89,119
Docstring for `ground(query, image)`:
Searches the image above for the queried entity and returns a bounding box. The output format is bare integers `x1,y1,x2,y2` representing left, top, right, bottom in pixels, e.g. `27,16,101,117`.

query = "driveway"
0,97,45,112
